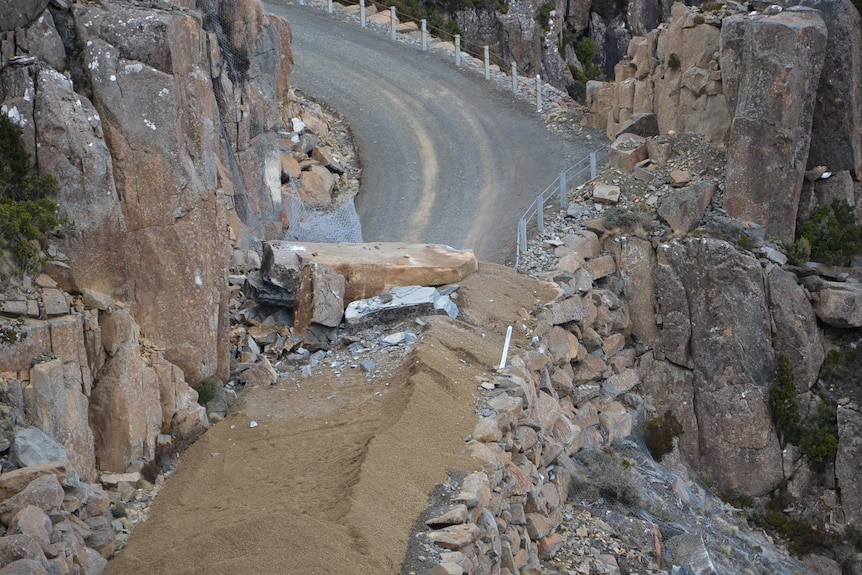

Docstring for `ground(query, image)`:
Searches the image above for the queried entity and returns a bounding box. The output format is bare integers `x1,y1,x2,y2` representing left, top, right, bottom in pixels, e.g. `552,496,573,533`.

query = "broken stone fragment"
344,286,458,331
293,262,346,339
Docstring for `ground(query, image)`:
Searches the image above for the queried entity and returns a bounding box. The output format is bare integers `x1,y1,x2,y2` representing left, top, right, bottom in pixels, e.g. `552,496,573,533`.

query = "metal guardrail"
296,0,558,111
515,145,609,270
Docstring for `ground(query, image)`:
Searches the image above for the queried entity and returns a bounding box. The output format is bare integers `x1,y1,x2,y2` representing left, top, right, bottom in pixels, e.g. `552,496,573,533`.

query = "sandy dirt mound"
104,263,556,575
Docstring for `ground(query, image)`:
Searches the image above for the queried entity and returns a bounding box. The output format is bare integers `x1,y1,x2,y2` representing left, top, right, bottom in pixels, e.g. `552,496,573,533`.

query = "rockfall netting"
282,178,363,243
566,438,810,575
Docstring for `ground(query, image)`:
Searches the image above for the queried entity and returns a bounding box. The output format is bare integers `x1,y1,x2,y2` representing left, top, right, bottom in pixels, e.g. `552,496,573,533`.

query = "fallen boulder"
264,242,478,302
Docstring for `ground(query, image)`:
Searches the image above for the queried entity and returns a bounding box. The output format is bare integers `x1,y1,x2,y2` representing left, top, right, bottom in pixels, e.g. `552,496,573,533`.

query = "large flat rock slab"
263,242,478,302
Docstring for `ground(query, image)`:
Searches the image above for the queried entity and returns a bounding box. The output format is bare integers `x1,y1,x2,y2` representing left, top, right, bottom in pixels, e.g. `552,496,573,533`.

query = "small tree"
769,356,801,448
797,199,862,266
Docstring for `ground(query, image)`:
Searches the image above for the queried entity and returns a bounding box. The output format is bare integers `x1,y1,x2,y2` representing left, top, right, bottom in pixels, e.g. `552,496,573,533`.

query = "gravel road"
263,0,598,263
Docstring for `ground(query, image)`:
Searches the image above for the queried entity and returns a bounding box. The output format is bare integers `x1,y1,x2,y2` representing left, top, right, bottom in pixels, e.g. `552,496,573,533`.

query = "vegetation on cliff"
796,199,862,266
0,112,59,273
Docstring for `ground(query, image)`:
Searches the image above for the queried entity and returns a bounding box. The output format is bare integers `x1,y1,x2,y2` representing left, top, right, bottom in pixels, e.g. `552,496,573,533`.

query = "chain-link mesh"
282,178,363,243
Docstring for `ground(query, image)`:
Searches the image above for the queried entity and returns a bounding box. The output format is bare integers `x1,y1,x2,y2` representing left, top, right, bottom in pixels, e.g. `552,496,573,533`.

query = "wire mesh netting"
282,178,363,243
566,438,810,575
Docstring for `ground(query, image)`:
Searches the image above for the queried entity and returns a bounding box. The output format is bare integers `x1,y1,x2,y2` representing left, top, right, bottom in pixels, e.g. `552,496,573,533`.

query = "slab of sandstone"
263,241,478,303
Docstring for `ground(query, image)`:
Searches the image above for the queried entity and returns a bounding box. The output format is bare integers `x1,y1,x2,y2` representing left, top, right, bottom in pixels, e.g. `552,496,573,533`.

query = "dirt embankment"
104,263,556,575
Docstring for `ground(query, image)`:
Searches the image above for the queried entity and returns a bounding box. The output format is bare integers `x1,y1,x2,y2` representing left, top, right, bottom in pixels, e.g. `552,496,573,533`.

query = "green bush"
667,53,681,70
785,236,811,265
0,113,60,270
574,37,598,67
643,410,683,462
797,199,862,266
769,356,801,447
193,376,221,406
111,503,127,519
769,356,838,470
799,400,838,471
534,1,554,32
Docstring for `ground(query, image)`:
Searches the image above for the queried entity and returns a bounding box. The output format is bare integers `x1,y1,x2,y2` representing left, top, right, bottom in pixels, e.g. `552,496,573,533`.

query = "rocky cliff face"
589,0,862,243
0,0,293,481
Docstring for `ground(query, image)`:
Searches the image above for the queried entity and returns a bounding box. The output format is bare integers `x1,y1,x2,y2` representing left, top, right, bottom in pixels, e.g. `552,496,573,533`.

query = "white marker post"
360,0,366,27
511,62,518,93
421,20,427,51
327,0,333,14
536,75,542,112
455,35,461,67
484,46,490,80
499,326,513,370
390,7,397,41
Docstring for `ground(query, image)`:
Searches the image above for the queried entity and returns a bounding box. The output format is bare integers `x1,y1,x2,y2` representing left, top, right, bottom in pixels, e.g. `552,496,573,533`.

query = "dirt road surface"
266,0,597,263
104,264,557,574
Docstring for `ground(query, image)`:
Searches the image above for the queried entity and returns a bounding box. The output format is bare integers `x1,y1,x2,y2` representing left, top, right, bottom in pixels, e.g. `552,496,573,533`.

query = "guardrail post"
421,20,427,51
390,7,397,40
590,152,597,179
536,75,542,112
360,0,366,27
327,0,333,13
537,194,544,233
511,62,517,93
519,219,527,254
455,35,461,67
484,46,490,80
559,172,567,209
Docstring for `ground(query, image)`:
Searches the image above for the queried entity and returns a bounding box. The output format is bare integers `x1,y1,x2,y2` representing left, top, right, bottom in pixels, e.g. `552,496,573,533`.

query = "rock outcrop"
654,238,783,495
723,8,828,242
588,0,862,245
1,0,293,482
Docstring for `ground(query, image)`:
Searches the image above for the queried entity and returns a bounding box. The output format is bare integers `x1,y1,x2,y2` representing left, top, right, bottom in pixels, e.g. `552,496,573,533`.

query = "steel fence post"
455,35,461,67
390,7,396,40
590,152,597,179
421,20,427,51
559,172,567,209
519,219,527,254
537,194,544,233
511,62,517,93
484,46,490,80
360,0,366,27
536,75,541,112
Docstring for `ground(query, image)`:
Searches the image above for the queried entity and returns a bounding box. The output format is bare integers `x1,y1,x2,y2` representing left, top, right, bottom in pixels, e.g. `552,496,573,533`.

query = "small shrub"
574,37,598,67
799,400,838,471
769,356,801,447
785,236,811,264
571,449,641,508
534,2,554,32
0,317,25,345
643,410,683,462
667,53,681,70
602,206,655,238
797,199,862,266
193,376,221,406
111,503,127,519
0,113,60,271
